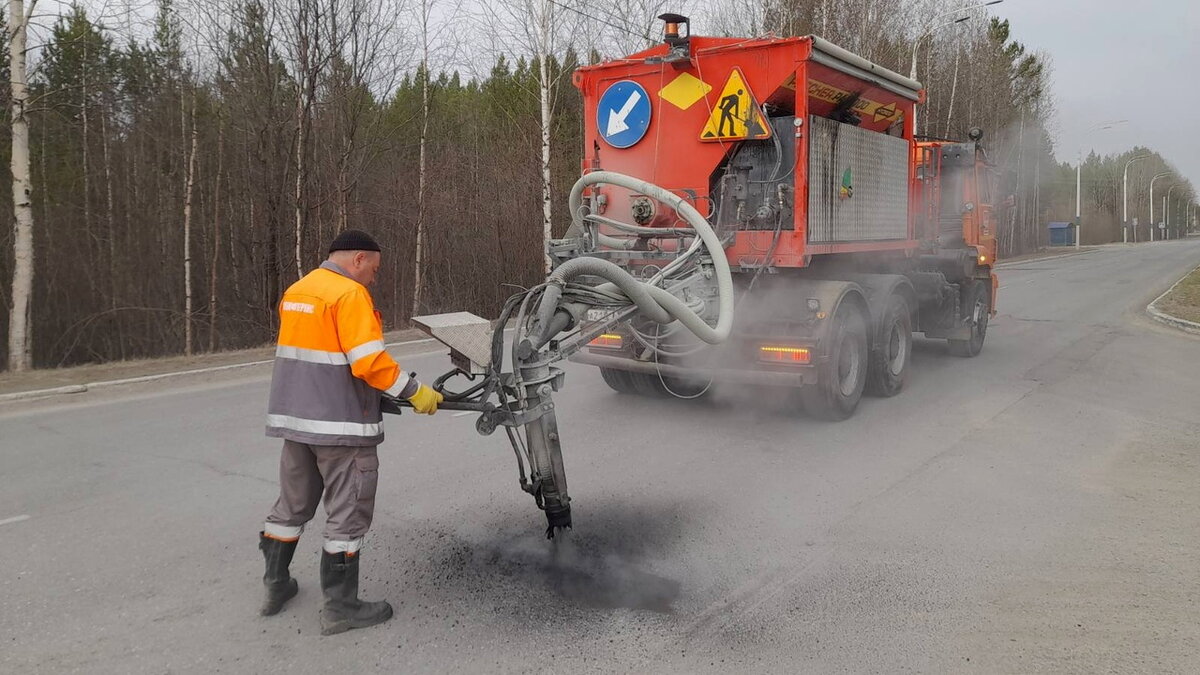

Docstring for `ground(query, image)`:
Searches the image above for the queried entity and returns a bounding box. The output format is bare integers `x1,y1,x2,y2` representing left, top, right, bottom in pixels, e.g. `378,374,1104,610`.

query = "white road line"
452,411,475,417
0,515,31,527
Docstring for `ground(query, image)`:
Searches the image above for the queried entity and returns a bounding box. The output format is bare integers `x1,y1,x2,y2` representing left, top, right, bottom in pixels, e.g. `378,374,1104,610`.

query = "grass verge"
1156,265,1200,325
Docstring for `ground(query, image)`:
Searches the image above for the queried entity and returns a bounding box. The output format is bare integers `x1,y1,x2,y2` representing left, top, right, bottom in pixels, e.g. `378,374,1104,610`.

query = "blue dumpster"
1048,221,1075,246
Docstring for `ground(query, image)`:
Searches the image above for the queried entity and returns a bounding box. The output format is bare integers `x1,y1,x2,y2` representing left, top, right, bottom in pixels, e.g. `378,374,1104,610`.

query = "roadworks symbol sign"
700,67,771,142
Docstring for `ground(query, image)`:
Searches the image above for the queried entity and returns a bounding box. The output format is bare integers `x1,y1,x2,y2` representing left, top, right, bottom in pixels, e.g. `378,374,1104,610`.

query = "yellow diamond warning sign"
700,68,771,142
659,72,712,111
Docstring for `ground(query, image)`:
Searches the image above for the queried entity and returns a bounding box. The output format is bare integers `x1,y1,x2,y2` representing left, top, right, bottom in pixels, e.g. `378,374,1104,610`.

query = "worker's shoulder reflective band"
323,537,363,554
265,414,383,437
384,371,411,398
345,339,386,363
264,523,303,541
276,345,350,365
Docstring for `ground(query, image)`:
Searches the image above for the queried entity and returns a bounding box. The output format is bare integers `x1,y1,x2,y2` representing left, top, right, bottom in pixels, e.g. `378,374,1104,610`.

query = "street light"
908,1,1004,134
1076,120,1126,249
1150,171,1172,242
910,1,1006,79
1123,154,1151,243
1167,184,1181,239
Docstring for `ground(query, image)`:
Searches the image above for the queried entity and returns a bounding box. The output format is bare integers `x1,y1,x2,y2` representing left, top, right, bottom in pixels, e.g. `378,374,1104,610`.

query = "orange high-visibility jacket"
265,261,416,446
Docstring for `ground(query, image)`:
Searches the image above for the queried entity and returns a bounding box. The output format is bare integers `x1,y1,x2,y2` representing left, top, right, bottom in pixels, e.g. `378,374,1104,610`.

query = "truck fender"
841,274,918,349
788,279,871,355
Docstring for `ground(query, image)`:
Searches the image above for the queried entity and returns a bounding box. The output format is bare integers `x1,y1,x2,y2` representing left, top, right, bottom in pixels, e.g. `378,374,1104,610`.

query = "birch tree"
409,0,462,315
484,0,582,273
411,0,432,317
281,0,331,279
7,0,34,371
182,89,199,355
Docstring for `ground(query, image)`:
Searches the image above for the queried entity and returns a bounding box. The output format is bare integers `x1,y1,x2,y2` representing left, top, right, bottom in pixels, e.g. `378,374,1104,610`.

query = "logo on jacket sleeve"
282,301,315,314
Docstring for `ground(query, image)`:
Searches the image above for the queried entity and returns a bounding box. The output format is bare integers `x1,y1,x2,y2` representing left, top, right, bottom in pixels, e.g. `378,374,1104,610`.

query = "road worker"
257,229,443,635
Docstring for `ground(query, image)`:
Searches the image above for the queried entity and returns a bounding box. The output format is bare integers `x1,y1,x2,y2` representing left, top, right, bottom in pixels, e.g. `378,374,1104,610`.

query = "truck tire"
865,294,911,397
629,371,669,397
948,281,989,357
600,367,639,394
801,303,869,420
599,367,669,396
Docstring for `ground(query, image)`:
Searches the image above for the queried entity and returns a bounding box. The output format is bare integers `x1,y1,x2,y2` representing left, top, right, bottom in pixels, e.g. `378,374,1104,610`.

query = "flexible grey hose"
584,214,694,237
548,171,735,345
597,232,635,250
544,257,672,325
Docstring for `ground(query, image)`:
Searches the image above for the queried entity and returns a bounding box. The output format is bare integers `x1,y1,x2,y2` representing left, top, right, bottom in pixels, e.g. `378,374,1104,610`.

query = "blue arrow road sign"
597,80,651,149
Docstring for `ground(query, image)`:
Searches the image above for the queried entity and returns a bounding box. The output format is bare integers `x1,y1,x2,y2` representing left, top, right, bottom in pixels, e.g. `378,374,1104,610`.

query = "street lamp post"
1167,184,1181,240
909,1,1005,79
909,1,1004,135
1150,172,1171,242
1123,154,1150,243
1076,120,1127,249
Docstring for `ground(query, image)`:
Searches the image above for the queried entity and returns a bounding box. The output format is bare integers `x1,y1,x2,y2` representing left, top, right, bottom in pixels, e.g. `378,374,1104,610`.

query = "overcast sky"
992,0,1200,187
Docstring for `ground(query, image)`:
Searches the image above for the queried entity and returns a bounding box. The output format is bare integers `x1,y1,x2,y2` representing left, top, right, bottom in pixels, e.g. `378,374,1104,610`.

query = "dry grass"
1157,265,1200,324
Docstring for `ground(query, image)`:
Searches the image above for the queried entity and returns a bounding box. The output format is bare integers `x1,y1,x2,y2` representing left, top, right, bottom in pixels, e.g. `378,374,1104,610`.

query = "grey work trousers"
265,440,379,543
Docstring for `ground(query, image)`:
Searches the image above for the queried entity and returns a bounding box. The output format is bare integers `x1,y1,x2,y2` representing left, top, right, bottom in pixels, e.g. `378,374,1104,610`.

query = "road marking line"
452,411,474,417
0,515,30,527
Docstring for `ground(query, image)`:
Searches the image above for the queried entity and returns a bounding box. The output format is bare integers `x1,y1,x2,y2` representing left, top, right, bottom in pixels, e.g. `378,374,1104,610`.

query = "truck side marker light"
589,334,624,348
760,346,811,364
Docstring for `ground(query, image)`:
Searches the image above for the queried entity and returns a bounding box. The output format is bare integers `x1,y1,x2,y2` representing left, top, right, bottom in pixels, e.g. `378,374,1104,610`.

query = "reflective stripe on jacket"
266,261,416,446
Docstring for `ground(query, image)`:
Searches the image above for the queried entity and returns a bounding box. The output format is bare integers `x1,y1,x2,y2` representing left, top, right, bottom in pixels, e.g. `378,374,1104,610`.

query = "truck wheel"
629,371,669,397
600,368,671,397
801,303,869,420
600,367,639,394
865,294,911,397
948,282,989,357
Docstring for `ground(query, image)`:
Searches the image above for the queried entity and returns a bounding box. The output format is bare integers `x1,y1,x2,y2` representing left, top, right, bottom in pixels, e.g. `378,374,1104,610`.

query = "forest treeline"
0,0,1192,369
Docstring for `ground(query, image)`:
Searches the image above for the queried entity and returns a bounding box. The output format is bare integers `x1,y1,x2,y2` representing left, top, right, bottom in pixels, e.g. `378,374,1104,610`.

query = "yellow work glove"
406,383,444,415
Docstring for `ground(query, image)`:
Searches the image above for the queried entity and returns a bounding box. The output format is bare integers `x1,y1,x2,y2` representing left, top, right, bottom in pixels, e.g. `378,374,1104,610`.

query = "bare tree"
590,0,664,57
408,0,463,315
282,0,332,279
7,0,36,371
182,89,199,355
484,0,583,273
209,114,224,352
411,0,432,317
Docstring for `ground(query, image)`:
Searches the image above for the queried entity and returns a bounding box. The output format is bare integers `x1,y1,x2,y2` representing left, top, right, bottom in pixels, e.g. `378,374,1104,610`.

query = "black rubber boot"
319,550,393,636
259,532,299,616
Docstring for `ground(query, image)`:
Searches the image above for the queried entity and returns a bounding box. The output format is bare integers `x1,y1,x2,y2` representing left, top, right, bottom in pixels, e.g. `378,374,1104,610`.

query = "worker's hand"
406,383,444,415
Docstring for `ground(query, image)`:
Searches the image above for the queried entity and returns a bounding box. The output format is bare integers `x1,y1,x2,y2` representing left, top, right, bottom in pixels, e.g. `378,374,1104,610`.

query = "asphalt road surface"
4,241,1200,674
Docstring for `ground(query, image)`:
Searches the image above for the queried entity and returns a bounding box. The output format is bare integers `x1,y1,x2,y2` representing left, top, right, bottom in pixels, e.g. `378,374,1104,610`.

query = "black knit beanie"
328,229,381,253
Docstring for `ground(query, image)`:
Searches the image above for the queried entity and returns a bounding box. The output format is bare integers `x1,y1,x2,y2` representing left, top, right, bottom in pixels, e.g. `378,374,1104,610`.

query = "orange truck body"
569,28,1000,417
